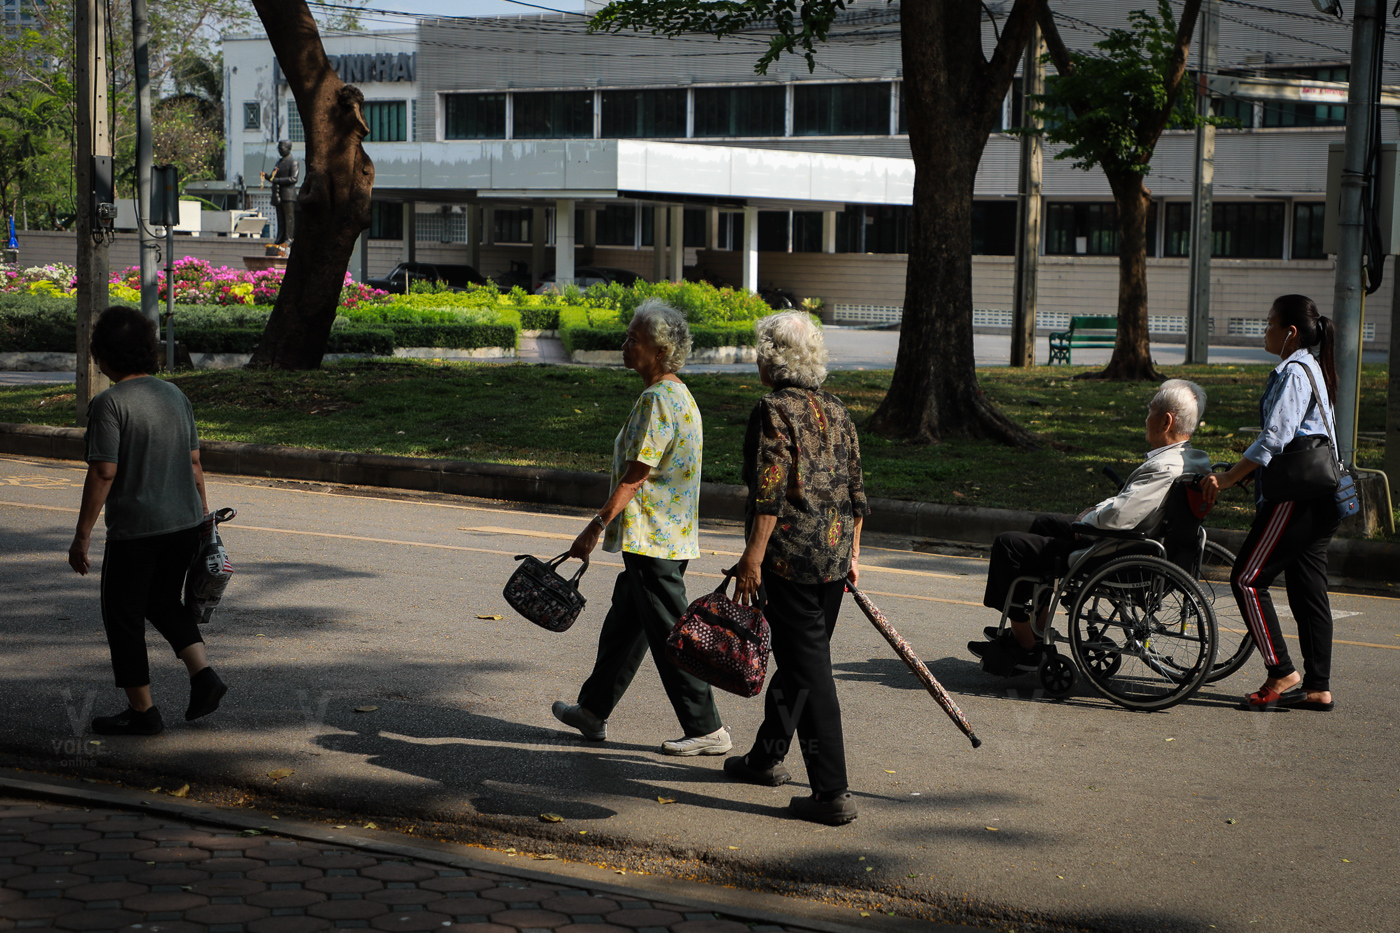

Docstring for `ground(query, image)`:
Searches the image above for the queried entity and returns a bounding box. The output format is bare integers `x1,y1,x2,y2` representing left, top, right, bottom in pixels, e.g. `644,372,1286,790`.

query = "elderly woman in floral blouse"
552,298,730,757
726,311,867,825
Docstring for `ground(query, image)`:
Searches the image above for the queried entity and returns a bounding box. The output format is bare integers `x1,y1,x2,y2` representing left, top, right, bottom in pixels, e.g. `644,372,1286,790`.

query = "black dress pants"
1230,497,1338,692
749,571,848,796
100,526,202,689
982,515,1078,623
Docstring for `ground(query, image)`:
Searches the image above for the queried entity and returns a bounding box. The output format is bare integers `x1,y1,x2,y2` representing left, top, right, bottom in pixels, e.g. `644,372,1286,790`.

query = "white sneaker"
552,701,606,741
661,727,732,757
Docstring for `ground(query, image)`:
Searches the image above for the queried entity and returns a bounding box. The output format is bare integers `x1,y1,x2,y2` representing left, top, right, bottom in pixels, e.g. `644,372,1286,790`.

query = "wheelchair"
990,471,1228,711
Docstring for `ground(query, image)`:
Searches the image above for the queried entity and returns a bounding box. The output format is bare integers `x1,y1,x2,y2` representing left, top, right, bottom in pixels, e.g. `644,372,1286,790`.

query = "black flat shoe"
723,755,791,786
186,667,227,721
92,706,164,736
790,791,858,825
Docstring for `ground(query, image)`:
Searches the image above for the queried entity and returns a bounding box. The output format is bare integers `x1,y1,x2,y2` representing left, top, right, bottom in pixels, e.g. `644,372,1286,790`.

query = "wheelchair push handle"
1101,465,1126,492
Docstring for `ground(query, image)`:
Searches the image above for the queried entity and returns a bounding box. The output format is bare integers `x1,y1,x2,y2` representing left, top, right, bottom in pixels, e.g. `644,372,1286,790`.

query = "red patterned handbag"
665,574,770,698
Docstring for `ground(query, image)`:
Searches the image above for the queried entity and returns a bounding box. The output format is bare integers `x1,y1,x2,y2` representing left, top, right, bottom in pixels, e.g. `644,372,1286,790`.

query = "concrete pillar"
669,205,684,282
821,210,837,254
351,228,368,282
401,201,416,262
482,207,495,246
651,205,666,282
554,198,575,288
531,204,548,289
467,204,482,269
583,207,596,248
741,206,759,294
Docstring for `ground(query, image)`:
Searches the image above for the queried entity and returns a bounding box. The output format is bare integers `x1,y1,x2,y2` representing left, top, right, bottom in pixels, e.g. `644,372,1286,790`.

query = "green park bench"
1047,315,1118,364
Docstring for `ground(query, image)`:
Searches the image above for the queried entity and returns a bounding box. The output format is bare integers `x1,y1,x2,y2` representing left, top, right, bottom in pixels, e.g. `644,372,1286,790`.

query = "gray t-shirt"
84,377,203,540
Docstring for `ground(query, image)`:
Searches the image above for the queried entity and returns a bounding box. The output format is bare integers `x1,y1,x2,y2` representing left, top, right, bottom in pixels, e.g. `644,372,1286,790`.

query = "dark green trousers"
578,551,722,737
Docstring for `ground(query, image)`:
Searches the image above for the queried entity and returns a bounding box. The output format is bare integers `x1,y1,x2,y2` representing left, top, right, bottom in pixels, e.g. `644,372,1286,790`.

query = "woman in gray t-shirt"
68,307,227,736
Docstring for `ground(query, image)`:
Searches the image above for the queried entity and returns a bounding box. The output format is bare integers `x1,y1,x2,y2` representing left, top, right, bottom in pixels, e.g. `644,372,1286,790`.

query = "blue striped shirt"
1243,347,1336,470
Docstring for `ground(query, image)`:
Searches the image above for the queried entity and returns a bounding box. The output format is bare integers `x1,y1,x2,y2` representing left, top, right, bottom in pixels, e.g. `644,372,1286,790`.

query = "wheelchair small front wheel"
1038,651,1077,699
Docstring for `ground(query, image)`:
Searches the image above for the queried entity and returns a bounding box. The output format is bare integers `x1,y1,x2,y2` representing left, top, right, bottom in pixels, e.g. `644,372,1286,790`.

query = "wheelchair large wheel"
1068,555,1217,711
1196,541,1255,683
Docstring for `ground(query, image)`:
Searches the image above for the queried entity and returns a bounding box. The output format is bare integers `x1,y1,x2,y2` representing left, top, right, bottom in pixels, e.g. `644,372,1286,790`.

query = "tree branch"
985,0,1044,107
1038,3,1074,76
1137,0,1203,160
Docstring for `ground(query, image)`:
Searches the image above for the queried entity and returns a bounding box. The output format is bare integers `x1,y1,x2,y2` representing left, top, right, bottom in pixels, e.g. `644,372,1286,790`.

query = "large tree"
246,0,375,369
594,0,1047,445
1032,0,1205,381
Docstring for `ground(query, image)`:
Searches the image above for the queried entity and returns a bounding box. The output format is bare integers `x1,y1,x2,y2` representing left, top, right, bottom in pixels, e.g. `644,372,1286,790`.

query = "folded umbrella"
847,584,982,749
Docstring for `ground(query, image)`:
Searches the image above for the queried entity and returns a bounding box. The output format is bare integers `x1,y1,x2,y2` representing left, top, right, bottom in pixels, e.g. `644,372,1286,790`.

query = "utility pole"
133,0,159,330
1011,22,1043,368
1185,0,1218,364
75,0,111,426
1332,0,1381,466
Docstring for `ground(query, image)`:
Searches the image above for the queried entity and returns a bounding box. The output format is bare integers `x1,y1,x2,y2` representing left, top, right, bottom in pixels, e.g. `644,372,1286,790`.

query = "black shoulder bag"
1259,363,1360,521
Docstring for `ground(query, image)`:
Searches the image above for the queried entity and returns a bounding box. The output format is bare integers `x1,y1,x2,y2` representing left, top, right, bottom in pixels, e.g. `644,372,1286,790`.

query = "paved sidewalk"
0,777,980,933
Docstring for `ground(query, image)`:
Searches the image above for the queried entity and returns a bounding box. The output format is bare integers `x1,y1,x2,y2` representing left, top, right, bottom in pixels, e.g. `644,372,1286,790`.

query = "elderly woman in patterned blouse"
726,311,868,825
552,298,730,757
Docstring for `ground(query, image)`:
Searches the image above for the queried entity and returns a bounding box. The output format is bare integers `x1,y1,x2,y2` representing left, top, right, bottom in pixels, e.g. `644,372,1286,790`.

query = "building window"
243,102,260,131
493,207,534,244
792,211,823,252
286,104,305,143
1164,202,1191,258
364,101,408,142
971,201,1017,255
1213,202,1285,257
684,208,707,247
1046,202,1118,255
369,202,402,240
693,86,785,137
596,204,637,247
444,93,506,139
1292,202,1327,259
757,212,789,252
513,91,593,139
792,83,891,136
1262,66,1347,127
1213,95,1253,127
601,89,686,138
835,205,910,254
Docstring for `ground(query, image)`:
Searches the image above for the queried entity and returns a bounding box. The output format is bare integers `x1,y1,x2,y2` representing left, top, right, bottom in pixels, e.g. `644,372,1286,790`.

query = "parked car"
366,261,492,294
534,265,643,294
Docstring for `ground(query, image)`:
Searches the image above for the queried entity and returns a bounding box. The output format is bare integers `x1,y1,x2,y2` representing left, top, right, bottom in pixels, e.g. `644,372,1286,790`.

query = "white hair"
1151,379,1206,436
755,312,828,389
631,298,691,373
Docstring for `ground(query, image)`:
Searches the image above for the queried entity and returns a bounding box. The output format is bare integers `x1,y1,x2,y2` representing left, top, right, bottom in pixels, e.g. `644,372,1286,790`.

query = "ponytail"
1270,294,1337,400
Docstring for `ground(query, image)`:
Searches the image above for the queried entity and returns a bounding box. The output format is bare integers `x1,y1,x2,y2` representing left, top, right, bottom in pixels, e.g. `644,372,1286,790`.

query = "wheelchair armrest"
1071,522,1150,541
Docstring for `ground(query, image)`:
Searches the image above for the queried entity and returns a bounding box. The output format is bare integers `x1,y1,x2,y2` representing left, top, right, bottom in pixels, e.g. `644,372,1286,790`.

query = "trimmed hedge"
180,327,396,356
557,304,755,355
519,306,560,330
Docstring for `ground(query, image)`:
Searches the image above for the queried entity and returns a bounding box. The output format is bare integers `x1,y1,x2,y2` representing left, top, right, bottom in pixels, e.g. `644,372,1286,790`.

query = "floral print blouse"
742,384,869,584
603,379,703,561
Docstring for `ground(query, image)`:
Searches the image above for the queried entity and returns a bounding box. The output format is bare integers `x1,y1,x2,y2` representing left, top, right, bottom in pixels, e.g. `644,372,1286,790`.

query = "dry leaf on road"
657,797,675,805
354,706,379,713
477,614,503,620
169,784,190,798
268,769,294,780
539,813,564,823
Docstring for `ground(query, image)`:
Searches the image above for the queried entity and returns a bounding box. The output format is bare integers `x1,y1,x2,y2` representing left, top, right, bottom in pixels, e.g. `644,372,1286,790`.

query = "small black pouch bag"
503,552,588,633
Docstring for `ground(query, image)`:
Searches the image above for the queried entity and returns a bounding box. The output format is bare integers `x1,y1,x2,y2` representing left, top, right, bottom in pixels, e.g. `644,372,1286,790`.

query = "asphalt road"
1,453,1396,933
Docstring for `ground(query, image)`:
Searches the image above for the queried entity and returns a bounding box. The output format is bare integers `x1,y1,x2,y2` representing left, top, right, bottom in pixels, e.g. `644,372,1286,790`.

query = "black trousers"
1230,497,1338,692
275,199,297,243
749,572,848,796
578,551,722,736
982,515,1077,624
100,527,202,689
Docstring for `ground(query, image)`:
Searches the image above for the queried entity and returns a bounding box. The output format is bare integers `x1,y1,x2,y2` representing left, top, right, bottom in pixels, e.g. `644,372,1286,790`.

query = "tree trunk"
1086,173,1162,381
246,0,373,370
867,1,1040,446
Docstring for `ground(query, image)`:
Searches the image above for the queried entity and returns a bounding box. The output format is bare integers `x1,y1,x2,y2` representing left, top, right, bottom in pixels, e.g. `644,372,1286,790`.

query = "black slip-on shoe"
789,791,858,825
186,667,228,721
723,755,791,786
92,705,164,736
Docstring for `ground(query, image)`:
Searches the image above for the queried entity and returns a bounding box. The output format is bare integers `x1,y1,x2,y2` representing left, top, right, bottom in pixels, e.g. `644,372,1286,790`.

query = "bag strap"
714,570,766,611
516,551,590,586
1285,361,1343,469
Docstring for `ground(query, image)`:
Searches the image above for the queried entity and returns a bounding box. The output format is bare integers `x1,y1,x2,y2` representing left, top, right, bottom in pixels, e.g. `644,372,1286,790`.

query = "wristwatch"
590,514,608,531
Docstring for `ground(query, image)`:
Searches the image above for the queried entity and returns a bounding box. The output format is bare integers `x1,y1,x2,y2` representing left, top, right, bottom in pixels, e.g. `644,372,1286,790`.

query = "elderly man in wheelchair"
969,379,1221,710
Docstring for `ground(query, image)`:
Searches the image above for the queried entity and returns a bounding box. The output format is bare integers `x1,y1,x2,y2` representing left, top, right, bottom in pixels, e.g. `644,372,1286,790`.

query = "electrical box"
90,155,114,228
1323,142,1400,256
151,164,180,227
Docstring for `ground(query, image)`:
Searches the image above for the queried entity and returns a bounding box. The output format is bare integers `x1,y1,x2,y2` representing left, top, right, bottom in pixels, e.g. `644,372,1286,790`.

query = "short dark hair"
91,306,159,376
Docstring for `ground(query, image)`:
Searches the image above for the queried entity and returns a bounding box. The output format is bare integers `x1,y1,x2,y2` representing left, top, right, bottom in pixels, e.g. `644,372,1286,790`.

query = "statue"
260,140,301,244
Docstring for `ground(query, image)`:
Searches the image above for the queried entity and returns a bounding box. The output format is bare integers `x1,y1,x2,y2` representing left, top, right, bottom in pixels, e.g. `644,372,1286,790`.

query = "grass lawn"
1,359,1392,535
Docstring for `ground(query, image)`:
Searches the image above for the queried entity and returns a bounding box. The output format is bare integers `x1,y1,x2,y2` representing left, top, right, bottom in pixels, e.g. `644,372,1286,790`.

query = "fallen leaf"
1165,737,1175,742
476,614,502,620
615,869,626,874
169,784,190,798
858,856,866,861
532,853,559,860
578,830,587,835
334,825,346,830
657,797,675,805
354,706,379,713
269,816,279,820
573,408,582,413
88,740,101,746
884,770,896,774
953,490,965,498
865,866,874,872
860,912,871,918
1341,858,1351,863
1058,875,1065,879
985,826,999,832
364,822,378,829
540,813,564,823
148,787,161,794
268,769,294,780
727,845,739,849
181,885,193,891
1226,819,1237,825
255,633,266,637
504,848,516,853
238,829,263,837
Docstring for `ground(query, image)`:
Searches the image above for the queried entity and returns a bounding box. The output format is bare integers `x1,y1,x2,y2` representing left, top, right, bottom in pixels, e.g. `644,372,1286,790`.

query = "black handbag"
503,552,588,633
1259,363,1360,520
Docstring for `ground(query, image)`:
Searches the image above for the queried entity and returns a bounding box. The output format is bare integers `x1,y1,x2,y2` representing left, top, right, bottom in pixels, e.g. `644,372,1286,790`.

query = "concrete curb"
0,768,986,933
2,420,1396,583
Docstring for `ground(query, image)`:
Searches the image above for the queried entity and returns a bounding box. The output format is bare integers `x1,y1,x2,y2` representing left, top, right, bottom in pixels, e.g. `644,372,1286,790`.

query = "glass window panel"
971,202,1017,255
601,89,686,138
596,204,637,246
1261,66,1347,127
444,93,505,139
1164,202,1192,257
286,104,305,143
1292,202,1327,259
492,207,532,244
693,86,786,137
1045,202,1119,255
364,101,407,142
513,91,594,139
792,83,891,136
757,211,789,251
243,102,260,130
1211,202,1285,258
683,208,707,247
369,202,402,240
792,211,823,252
